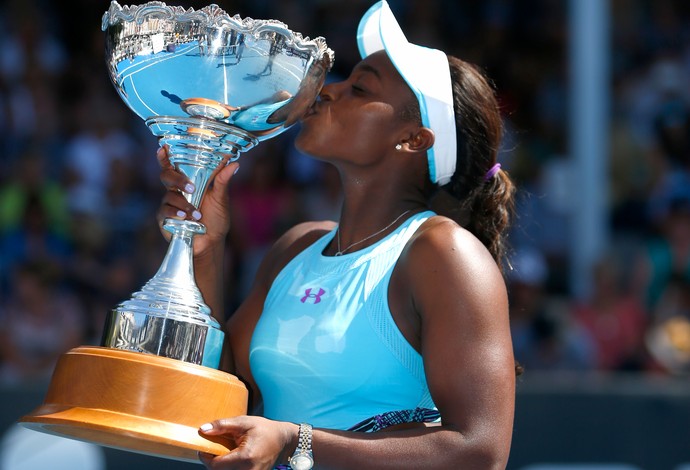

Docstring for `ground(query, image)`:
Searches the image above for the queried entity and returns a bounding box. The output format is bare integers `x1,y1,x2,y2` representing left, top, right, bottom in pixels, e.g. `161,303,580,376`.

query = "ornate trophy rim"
102,1,334,62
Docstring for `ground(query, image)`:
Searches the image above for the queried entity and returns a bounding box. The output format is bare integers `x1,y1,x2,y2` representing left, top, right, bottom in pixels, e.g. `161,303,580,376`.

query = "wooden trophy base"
19,346,248,463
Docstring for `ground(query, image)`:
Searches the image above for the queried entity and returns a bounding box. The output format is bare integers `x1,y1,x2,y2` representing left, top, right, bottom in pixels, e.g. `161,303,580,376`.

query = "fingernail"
176,210,187,218
184,183,195,194
192,210,202,221
199,423,213,432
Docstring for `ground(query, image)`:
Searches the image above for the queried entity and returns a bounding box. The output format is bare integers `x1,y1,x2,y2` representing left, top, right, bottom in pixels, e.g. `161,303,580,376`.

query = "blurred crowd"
1,0,690,386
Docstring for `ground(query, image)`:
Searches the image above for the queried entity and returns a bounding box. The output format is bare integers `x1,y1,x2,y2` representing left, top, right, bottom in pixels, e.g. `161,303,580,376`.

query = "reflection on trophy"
19,1,333,462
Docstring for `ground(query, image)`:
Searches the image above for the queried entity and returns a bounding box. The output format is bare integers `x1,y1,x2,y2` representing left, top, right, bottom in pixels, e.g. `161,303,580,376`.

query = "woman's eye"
352,84,366,94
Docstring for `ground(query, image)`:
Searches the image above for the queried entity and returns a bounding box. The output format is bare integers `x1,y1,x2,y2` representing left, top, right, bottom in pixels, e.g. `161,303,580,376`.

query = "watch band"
289,423,314,470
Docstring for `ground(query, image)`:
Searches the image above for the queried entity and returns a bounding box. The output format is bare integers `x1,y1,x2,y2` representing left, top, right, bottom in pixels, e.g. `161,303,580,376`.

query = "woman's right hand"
156,145,240,256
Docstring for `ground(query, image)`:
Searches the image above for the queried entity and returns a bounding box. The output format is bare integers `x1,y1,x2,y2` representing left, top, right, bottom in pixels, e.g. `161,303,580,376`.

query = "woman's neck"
333,174,427,253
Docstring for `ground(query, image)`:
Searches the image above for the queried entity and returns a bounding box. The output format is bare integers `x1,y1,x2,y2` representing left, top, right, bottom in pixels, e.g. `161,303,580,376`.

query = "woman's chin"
293,130,318,156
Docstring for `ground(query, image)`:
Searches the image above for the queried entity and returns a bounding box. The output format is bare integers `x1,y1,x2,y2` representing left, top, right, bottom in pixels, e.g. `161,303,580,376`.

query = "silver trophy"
19,2,333,461
100,1,333,368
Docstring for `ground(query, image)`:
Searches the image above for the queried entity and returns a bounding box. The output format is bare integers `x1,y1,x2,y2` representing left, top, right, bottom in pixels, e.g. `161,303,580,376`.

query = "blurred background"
0,0,689,468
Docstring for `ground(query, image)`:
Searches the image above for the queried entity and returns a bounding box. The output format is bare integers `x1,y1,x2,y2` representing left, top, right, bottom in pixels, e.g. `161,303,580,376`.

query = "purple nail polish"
192,210,202,220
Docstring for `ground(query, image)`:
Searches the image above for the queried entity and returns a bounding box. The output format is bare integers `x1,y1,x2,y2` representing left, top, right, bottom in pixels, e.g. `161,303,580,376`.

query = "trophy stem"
101,117,259,368
102,218,225,367
156,219,204,292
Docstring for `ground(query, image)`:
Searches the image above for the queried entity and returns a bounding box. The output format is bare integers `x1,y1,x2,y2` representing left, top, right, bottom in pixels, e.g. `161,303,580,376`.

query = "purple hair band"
484,163,501,181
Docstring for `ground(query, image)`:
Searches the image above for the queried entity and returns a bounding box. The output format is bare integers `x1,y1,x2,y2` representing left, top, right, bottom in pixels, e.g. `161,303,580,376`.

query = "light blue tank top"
249,211,437,430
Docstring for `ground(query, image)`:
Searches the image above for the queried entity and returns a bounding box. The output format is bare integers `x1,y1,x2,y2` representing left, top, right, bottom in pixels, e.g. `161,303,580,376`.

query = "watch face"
290,453,314,470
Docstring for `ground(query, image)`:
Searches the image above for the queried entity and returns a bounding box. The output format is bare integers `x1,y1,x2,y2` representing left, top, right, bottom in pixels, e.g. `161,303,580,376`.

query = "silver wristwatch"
289,423,314,470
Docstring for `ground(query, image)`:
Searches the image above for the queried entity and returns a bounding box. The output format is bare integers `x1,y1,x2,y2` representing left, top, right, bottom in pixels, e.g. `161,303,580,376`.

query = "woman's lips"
301,102,318,120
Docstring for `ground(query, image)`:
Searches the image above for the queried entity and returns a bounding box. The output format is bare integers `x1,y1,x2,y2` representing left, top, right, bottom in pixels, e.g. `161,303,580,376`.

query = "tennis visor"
357,0,457,185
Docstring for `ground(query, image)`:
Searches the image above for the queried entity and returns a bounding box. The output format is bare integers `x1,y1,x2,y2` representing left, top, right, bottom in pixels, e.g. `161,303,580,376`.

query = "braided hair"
430,56,515,271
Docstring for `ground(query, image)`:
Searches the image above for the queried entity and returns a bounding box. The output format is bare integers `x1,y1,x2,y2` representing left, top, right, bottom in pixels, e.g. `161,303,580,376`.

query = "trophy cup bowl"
19,1,333,462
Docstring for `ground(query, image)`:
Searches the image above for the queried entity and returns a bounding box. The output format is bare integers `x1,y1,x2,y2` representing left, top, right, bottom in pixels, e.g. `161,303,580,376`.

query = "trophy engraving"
18,1,333,462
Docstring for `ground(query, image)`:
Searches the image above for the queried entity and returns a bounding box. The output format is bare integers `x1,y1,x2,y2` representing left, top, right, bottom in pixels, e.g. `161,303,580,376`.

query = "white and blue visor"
357,0,457,185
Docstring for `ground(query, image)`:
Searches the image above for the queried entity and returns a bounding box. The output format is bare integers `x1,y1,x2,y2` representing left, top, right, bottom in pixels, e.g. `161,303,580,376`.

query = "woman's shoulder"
410,214,490,258
275,220,337,248
401,214,503,290
391,215,509,350
256,220,337,287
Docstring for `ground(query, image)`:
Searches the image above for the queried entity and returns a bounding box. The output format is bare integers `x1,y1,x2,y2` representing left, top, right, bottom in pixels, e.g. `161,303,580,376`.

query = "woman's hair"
429,56,516,270
402,56,522,375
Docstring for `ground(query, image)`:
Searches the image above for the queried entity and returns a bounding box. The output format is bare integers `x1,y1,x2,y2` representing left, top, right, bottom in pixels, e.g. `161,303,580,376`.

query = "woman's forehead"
355,51,411,93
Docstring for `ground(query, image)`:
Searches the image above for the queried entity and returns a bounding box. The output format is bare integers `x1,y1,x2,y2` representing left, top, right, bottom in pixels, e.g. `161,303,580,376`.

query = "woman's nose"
319,81,338,101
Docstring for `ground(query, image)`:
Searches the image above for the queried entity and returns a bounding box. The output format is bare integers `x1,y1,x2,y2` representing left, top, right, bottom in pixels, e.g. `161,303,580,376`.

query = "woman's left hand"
198,416,297,470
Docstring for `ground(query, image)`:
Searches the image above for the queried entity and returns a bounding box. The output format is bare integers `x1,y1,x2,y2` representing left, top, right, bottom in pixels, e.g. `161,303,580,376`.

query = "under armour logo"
301,288,325,304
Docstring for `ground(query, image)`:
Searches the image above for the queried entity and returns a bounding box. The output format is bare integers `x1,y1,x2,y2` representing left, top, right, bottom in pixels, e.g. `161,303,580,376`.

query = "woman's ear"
404,127,435,153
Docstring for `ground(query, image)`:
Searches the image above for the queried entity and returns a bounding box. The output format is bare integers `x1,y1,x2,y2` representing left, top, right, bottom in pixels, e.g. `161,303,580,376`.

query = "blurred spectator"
63,216,111,338
61,88,139,223
636,195,690,311
0,189,72,296
0,148,69,237
0,0,66,161
571,257,648,371
652,273,690,324
103,155,154,256
510,158,574,294
0,2,66,83
651,81,690,171
645,274,690,375
0,262,85,385
509,248,596,372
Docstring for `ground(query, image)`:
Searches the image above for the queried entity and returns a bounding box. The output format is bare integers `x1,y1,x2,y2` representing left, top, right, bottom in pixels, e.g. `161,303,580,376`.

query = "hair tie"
483,163,501,181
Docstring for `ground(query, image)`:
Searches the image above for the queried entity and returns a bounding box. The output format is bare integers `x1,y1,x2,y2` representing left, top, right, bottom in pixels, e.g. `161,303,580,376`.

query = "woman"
158,2,516,468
